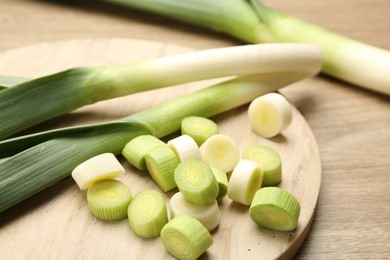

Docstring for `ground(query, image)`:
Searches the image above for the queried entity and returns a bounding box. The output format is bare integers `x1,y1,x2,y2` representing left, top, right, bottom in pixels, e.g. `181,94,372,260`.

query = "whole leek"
0,43,317,140
0,43,322,212
103,0,390,95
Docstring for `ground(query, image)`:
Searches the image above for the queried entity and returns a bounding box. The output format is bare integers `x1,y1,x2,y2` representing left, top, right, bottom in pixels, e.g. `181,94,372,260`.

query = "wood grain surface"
0,38,321,259
0,0,389,259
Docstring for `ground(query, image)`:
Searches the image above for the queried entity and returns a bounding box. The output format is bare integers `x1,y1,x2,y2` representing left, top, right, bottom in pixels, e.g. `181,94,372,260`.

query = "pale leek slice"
227,159,263,206
160,214,213,260
71,153,125,191
248,92,292,138
181,116,219,146
242,144,282,186
169,192,220,231
250,187,301,231
122,135,166,171
87,179,132,221
199,134,240,173
167,134,201,162
174,159,219,206
144,145,180,192
128,189,168,238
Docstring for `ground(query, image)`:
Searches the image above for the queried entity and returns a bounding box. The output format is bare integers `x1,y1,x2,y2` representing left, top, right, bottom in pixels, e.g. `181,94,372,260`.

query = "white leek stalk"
0,43,320,140
104,0,390,95
250,0,390,95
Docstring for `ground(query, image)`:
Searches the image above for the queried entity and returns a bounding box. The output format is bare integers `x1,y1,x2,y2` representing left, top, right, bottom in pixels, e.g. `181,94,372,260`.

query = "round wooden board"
0,38,321,260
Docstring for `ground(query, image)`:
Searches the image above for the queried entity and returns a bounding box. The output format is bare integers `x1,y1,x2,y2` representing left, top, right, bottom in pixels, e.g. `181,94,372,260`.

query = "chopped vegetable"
181,116,219,146
167,134,201,162
209,167,228,201
200,134,240,173
174,159,219,206
169,192,220,231
144,145,180,192
248,92,292,138
242,144,282,186
227,159,263,206
122,135,166,171
72,153,125,191
87,179,132,221
128,189,168,238
0,44,322,213
160,214,213,260
250,187,301,231
105,0,390,95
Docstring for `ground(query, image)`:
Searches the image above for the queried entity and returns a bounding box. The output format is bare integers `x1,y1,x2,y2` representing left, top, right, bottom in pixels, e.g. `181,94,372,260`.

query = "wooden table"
1,0,389,259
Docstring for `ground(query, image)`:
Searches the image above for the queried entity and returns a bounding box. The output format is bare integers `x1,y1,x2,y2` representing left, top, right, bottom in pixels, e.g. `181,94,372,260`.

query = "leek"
0,44,322,213
0,43,320,140
87,179,132,221
104,0,390,95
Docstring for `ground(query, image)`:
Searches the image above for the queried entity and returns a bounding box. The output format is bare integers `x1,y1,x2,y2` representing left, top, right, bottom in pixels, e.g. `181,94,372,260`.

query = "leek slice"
160,214,213,260
167,134,201,162
122,135,166,171
128,189,168,238
87,179,132,221
242,144,282,186
248,92,292,138
71,153,125,191
169,192,220,231
227,159,263,206
144,145,180,192
174,159,219,206
210,167,228,201
250,187,301,231
181,116,219,146
199,134,240,173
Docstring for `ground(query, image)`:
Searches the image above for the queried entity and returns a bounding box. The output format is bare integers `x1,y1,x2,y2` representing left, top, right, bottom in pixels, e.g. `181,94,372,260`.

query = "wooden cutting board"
0,38,321,260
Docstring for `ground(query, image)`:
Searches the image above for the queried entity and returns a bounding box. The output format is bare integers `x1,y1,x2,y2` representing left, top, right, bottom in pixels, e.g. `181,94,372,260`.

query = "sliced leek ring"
227,159,263,206
248,92,293,138
128,189,168,238
200,134,240,173
72,153,125,191
87,179,132,221
160,214,213,260
250,187,301,231
242,144,282,186
169,192,220,231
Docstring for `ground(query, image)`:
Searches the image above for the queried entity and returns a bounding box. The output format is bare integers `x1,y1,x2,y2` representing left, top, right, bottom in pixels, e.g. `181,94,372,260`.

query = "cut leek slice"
167,134,201,162
250,187,301,231
210,167,228,201
122,135,166,171
128,189,168,238
144,145,180,192
87,179,132,221
199,134,240,173
181,116,219,146
248,92,292,138
174,159,219,206
160,214,213,260
170,192,220,231
227,159,263,206
242,144,282,186
71,153,125,191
